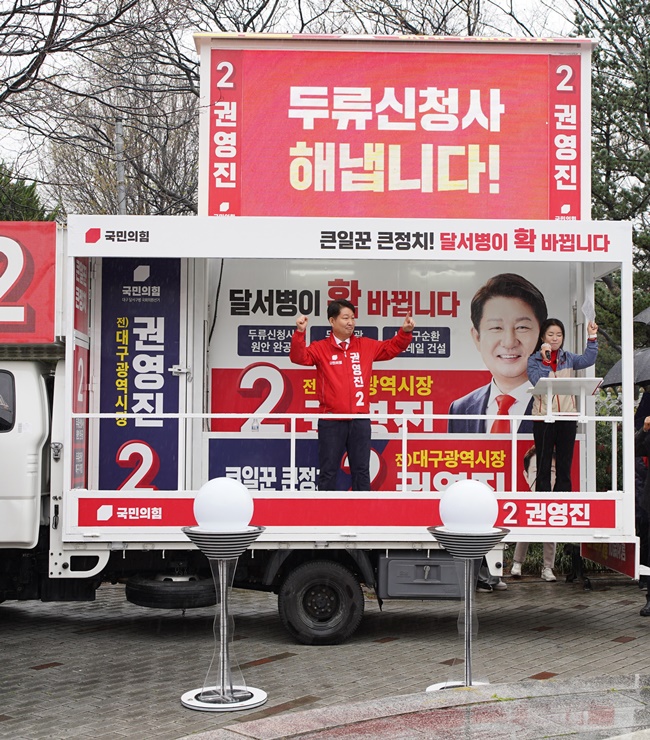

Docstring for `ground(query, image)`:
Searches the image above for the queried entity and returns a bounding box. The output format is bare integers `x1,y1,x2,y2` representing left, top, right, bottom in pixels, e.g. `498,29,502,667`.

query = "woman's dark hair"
535,318,565,353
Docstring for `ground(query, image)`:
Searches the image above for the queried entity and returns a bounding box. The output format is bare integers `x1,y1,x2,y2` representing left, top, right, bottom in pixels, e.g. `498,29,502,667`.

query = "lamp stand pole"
426,527,509,690
463,556,473,687
180,526,268,712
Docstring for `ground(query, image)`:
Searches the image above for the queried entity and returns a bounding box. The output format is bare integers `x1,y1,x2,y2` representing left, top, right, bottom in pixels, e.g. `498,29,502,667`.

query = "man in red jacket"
290,299,415,491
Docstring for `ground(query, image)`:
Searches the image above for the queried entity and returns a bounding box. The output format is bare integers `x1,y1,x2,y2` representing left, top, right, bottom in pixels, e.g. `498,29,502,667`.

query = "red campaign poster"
548,55,581,220
74,257,90,336
71,343,89,489
208,49,582,220
581,542,636,578
208,259,589,494
71,257,90,489
210,367,582,494
0,221,57,344
210,366,488,435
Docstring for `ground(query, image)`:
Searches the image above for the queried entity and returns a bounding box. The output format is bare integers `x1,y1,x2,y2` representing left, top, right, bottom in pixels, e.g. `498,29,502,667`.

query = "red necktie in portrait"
341,341,348,351
491,394,516,433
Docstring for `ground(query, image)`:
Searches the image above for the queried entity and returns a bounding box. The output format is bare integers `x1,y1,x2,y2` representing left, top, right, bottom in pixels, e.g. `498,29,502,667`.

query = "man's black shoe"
476,580,493,592
640,599,650,617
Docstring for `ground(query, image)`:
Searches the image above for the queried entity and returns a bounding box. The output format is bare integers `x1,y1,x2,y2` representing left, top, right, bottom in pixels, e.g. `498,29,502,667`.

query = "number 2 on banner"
0,236,26,323
215,61,234,88
116,440,160,490
555,64,574,92
502,501,518,525
76,354,86,405
239,364,287,433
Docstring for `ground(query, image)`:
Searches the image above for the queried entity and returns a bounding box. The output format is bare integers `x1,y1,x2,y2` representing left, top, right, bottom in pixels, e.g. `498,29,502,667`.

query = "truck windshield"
0,371,15,432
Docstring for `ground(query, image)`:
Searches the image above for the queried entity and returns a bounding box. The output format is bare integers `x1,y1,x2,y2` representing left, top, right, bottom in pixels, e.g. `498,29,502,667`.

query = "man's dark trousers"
317,418,372,491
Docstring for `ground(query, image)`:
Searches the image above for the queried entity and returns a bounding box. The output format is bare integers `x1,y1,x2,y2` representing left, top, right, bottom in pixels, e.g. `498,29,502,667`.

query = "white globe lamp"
181,478,266,712
193,477,254,532
438,479,498,534
427,479,509,690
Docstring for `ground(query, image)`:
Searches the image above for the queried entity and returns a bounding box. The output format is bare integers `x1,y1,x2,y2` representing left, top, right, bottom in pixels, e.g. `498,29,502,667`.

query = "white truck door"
0,361,49,548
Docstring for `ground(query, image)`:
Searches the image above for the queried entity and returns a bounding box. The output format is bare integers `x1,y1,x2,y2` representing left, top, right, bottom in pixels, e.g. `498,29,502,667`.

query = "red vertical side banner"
74,257,90,336
549,55,582,220
208,49,242,216
71,344,89,488
71,257,90,489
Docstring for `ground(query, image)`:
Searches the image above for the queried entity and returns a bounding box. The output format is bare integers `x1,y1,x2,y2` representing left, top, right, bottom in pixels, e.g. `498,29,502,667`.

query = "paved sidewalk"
186,676,650,739
2,574,650,739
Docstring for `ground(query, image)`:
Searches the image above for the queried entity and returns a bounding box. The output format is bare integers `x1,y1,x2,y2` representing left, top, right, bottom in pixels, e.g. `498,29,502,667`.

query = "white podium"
528,376,602,420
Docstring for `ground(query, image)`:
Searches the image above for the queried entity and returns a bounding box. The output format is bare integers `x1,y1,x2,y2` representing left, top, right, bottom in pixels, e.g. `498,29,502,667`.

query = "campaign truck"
0,34,638,645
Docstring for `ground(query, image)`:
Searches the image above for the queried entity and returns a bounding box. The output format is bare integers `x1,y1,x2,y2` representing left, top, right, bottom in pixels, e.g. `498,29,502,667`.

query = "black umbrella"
601,347,650,388
634,307,650,325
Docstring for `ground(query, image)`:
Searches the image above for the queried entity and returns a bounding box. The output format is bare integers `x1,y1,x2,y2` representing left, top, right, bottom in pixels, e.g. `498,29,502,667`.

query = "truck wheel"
278,561,364,645
125,575,216,610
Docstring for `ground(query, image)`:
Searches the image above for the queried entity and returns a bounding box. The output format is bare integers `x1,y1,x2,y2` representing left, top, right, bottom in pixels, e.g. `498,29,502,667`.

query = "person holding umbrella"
601,349,650,389
527,318,599,493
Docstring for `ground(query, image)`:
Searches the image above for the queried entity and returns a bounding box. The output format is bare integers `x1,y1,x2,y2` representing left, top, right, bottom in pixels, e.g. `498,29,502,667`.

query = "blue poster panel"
98,258,181,490
208,437,392,492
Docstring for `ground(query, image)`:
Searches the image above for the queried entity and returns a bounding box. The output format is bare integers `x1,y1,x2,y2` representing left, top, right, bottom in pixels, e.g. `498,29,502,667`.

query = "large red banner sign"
208,49,581,220
0,222,56,344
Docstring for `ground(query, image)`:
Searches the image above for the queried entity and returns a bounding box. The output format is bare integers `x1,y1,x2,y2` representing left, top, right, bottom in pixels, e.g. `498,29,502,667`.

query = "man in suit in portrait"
448,274,548,593
448,273,548,435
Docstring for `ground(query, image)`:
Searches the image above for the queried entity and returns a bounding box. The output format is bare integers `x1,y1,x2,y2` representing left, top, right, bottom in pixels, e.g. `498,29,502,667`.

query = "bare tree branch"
3,0,552,215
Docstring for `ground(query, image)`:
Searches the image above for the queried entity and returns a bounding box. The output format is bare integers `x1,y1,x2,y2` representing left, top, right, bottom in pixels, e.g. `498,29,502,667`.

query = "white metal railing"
73,410,624,494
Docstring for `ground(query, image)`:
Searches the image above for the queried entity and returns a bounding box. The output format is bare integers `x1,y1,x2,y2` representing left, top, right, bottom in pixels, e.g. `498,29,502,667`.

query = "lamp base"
426,680,488,691
181,686,267,712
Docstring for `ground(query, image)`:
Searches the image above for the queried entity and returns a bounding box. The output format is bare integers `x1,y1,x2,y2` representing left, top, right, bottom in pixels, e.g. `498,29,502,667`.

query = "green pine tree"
0,163,58,221
569,0,650,384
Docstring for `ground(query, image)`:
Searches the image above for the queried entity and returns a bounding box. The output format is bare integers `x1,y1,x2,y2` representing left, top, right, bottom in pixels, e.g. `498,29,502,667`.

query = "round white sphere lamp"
438,479,498,534
182,478,266,712
428,479,509,691
193,477,254,532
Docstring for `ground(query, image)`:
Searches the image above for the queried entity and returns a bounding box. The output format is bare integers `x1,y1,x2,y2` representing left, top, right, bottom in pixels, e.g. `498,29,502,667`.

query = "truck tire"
278,561,364,645
125,575,216,610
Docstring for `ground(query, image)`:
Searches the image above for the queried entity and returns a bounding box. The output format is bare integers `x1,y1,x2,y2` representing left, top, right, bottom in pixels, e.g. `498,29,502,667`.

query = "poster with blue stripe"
98,258,181,491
